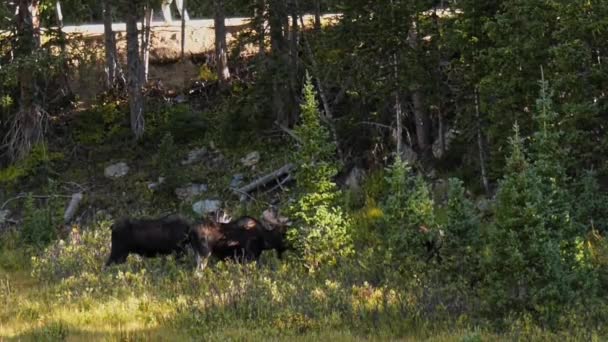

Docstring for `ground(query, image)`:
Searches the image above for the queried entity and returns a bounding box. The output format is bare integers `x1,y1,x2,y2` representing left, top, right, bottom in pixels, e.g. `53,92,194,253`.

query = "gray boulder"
192,199,222,216
104,162,129,178
175,183,208,201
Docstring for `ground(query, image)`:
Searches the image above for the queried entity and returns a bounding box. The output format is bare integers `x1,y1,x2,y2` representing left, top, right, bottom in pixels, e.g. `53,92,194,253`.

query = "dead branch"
1,193,74,211
234,163,295,200
264,174,294,194
274,121,303,144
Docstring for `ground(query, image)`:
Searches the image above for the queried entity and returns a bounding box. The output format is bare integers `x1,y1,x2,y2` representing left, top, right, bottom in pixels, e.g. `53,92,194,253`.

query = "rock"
399,145,418,165
182,147,208,165
241,151,260,167
0,210,10,224
230,174,245,188
147,176,166,191
432,128,459,159
192,199,222,216
476,197,494,216
432,178,450,204
345,167,365,191
175,183,208,201
104,162,129,178
175,94,188,104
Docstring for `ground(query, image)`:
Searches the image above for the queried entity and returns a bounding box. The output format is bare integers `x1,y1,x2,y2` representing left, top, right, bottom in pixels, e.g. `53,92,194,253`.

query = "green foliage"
573,171,608,234
146,104,207,144
73,102,127,145
481,121,580,324
443,178,481,279
289,76,352,271
381,158,436,265
0,144,63,188
20,187,62,248
154,132,183,196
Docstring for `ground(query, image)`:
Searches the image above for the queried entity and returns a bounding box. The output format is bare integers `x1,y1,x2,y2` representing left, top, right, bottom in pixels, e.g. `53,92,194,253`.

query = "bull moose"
105,215,191,266
189,209,291,271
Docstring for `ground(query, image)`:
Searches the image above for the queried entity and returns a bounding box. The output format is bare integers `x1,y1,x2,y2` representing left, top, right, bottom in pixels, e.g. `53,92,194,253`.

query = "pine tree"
289,75,352,271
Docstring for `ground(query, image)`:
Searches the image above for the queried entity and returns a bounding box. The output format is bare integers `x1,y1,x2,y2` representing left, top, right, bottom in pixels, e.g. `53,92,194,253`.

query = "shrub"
156,132,182,192
0,143,63,188
20,190,62,248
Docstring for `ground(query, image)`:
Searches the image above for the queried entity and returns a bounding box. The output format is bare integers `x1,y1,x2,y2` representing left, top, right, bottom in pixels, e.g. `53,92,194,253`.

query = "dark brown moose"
105,215,191,266
189,209,291,271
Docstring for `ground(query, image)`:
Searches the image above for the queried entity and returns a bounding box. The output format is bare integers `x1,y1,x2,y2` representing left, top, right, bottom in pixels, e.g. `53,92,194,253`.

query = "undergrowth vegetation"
1,78,607,341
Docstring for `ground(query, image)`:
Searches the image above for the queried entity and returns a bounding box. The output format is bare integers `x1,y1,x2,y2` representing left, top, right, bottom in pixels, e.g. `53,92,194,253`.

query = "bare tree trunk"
269,0,289,126
214,0,230,86
393,54,402,159
55,1,65,53
5,0,44,161
142,3,153,83
126,6,144,139
55,0,72,96
314,0,321,31
287,0,299,125
408,19,432,158
102,0,119,90
181,0,187,61
255,0,266,56
475,88,490,195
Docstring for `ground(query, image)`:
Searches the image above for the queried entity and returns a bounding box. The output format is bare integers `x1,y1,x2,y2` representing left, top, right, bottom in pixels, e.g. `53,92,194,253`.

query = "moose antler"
262,208,291,229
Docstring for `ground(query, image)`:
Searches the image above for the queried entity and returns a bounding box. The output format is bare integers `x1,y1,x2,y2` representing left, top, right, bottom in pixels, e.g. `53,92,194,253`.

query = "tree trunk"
314,0,321,31
6,0,43,161
102,0,119,90
214,0,230,86
142,4,153,83
269,0,290,126
255,0,266,56
475,88,490,195
181,0,187,61
408,19,432,158
126,5,144,139
287,0,299,125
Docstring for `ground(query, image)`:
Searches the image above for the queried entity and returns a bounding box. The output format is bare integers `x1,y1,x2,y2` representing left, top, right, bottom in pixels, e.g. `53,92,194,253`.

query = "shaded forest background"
1,0,608,340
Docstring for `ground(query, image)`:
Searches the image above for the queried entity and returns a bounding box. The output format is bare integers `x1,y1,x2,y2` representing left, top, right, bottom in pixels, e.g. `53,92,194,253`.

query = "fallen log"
234,163,295,201
64,192,84,224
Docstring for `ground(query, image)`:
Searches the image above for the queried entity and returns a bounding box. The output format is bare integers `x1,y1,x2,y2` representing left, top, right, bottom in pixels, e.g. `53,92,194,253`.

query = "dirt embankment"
62,15,339,98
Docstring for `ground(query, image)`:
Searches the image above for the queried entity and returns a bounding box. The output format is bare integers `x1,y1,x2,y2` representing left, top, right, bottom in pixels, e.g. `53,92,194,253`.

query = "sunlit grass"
0,223,606,341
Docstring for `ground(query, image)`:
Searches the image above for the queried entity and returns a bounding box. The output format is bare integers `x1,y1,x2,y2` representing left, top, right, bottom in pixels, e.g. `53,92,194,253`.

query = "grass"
0,224,605,342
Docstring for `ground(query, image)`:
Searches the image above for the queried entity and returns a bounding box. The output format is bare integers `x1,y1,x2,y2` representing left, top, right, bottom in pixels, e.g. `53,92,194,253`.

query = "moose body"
189,215,289,270
105,215,191,266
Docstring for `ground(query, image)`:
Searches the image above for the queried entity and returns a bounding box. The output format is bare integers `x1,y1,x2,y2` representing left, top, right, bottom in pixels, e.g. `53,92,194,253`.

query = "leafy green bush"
154,105,207,144
155,132,182,192
73,101,127,145
288,76,353,271
0,144,63,187
20,190,62,248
